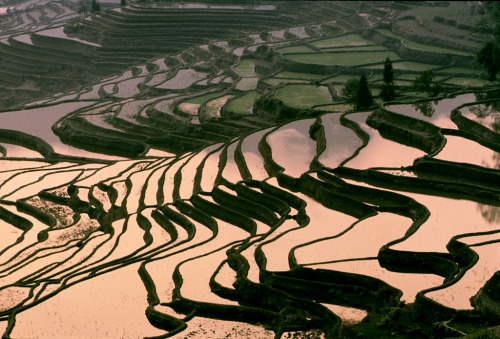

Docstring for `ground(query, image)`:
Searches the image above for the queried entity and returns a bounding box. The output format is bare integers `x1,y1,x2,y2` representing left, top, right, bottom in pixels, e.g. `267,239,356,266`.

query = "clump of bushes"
341,75,373,110
412,70,441,97
252,96,308,122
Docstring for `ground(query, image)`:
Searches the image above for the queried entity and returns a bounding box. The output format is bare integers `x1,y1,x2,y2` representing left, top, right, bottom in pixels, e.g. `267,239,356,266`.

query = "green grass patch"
285,51,400,67
274,71,327,80
263,78,308,86
274,84,332,109
311,34,374,48
401,91,434,99
322,45,388,52
225,91,261,114
371,79,414,87
438,67,481,75
395,73,419,81
322,74,360,83
331,85,343,98
277,45,317,54
377,28,472,56
363,61,440,71
235,77,259,91
234,59,258,77
396,73,448,82
314,103,352,112
376,28,398,39
184,90,226,104
369,73,383,82
444,77,488,87
402,39,473,56
402,1,476,25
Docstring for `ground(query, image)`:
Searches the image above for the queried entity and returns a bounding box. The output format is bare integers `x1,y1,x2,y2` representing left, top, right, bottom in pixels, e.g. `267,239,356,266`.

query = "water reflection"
385,93,476,129
468,104,497,119
412,100,436,117
477,204,500,224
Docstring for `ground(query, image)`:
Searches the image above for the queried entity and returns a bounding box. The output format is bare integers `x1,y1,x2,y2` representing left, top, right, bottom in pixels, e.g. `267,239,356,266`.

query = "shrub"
253,96,307,122
91,0,100,13
383,57,394,85
341,78,359,104
78,0,90,15
380,84,396,101
342,76,374,109
412,70,441,97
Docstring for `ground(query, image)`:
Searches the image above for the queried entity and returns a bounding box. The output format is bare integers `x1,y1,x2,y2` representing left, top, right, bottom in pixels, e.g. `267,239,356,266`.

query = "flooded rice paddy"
1,90,499,337
0,1,499,337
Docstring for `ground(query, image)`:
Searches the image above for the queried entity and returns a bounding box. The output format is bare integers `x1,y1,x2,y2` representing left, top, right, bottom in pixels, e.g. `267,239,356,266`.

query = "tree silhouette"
477,41,500,81
77,0,90,15
474,2,500,81
383,57,394,85
413,101,435,117
412,70,441,97
356,75,373,110
380,57,396,101
341,78,359,105
91,0,100,13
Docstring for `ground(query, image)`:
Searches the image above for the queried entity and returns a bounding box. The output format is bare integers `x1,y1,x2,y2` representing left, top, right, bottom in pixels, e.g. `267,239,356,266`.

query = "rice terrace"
0,0,499,338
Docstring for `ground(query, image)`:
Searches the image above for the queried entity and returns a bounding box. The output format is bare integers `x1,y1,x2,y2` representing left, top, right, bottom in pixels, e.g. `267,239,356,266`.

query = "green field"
310,34,373,48
225,90,261,114
263,78,308,86
444,77,488,87
363,61,440,71
376,28,399,39
438,67,482,75
377,28,472,56
313,103,353,112
402,39,473,56
274,71,326,80
323,74,361,83
369,73,383,82
322,45,388,53
277,45,317,54
274,84,332,109
234,59,258,77
285,51,401,67
235,77,259,91
396,73,448,81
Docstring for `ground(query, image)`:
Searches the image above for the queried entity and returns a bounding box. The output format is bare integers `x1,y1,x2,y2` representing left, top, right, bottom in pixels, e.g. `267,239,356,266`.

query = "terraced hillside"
0,1,499,338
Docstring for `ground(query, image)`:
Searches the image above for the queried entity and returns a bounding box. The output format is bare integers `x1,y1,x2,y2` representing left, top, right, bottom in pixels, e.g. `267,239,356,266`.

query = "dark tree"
412,70,434,92
356,75,373,110
477,41,500,81
474,2,500,81
383,57,394,85
91,0,100,13
380,84,396,101
78,0,90,15
412,70,440,97
121,0,127,5
341,78,359,105
380,57,396,101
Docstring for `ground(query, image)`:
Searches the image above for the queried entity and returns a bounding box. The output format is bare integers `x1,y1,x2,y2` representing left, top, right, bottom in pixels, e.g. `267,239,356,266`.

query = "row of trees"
340,57,395,110
475,2,500,81
78,0,127,15
339,1,500,111
341,57,443,110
